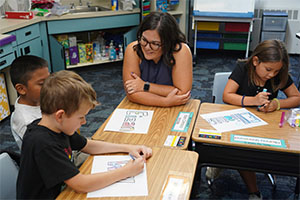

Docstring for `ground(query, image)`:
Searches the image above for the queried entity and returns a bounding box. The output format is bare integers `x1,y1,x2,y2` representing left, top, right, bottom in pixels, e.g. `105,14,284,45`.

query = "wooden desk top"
92,97,201,149
56,147,199,200
192,103,300,154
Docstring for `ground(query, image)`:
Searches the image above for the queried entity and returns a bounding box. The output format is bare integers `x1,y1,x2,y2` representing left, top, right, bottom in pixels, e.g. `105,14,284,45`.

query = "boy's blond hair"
40,70,98,116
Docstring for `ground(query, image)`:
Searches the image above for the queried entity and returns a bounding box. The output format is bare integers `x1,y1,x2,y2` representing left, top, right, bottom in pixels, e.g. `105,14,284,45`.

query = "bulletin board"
0,73,10,121
193,0,255,18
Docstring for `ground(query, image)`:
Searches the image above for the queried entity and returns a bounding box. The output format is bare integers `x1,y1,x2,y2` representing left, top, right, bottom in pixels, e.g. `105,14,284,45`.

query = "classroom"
0,0,299,199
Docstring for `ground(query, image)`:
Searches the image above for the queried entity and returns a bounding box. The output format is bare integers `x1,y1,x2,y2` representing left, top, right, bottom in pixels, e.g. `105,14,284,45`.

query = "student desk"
56,147,199,200
92,97,201,149
191,103,300,193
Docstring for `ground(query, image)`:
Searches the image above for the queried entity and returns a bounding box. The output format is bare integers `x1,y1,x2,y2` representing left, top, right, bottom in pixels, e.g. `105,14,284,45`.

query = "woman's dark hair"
240,39,289,91
134,11,187,67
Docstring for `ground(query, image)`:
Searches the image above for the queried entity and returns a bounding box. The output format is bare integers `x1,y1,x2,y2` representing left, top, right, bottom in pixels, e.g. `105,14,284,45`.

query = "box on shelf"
69,46,79,65
196,22,220,31
78,43,87,63
197,33,222,39
86,43,93,62
56,35,69,48
223,42,247,50
196,40,220,49
225,23,250,32
68,35,77,47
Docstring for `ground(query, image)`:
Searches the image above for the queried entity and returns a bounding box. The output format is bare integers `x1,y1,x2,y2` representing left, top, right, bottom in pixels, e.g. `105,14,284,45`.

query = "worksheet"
87,155,148,198
104,109,154,134
200,108,267,132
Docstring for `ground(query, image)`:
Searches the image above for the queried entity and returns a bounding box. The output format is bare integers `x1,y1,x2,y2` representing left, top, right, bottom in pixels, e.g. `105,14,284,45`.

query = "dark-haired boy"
10,55,49,149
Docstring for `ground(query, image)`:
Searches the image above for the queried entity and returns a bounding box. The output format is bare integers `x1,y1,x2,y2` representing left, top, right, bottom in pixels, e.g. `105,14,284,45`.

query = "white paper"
200,108,267,132
104,109,154,134
87,155,148,198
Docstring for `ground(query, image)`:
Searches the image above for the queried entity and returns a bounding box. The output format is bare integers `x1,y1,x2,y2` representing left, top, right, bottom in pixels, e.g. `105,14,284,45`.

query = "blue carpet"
1,50,299,199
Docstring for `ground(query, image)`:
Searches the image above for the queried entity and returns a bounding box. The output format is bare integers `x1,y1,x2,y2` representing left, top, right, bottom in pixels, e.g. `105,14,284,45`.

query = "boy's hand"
124,157,145,177
255,91,270,106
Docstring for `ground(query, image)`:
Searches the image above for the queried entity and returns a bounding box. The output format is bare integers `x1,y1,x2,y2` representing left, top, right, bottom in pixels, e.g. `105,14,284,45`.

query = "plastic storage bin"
196,22,220,31
262,12,288,31
261,31,286,41
196,40,220,49
223,42,247,50
225,23,250,32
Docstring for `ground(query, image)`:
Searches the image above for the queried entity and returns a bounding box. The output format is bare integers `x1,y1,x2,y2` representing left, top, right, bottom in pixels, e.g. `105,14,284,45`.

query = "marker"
257,88,267,110
279,111,285,128
129,154,135,160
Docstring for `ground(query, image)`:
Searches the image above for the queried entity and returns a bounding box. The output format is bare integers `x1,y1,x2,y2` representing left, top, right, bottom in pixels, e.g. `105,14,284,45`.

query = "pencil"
279,111,285,128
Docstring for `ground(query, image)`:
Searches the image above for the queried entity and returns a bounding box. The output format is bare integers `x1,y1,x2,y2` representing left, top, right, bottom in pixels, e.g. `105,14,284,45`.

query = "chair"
0,152,19,199
212,72,231,104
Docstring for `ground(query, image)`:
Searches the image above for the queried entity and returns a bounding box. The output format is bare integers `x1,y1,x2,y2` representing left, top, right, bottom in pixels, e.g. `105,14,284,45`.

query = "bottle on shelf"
118,44,123,59
109,40,117,60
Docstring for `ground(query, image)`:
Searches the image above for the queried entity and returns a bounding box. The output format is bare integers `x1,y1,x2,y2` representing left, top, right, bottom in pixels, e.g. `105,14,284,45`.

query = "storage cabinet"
141,0,189,35
260,12,288,42
0,35,16,70
7,23,43,58
47,13,140,71
50,28,137,71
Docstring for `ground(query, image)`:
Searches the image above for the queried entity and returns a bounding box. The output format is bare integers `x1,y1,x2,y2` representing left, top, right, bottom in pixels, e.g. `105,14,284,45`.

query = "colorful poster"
0,73,10,121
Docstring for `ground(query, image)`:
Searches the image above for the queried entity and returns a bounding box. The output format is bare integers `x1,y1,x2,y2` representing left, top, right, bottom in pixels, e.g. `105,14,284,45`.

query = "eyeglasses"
139,36,162,51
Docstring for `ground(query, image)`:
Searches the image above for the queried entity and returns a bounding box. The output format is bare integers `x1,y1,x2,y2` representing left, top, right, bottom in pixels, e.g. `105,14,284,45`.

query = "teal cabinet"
48,13,140,72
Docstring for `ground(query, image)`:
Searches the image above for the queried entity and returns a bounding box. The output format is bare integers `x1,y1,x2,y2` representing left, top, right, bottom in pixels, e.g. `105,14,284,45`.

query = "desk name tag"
199,129,222,139
230,134,286,148
172,112,193,132
164,135,186,147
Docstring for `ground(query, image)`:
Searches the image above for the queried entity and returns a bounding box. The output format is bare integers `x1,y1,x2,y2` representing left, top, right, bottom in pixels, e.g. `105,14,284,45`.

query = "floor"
0,50,299,199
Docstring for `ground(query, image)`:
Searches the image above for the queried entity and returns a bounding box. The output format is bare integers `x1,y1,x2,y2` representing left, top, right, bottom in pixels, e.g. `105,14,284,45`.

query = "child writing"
223,39,300,111
17,70,152,199
223,39,300,199
10,55,50,150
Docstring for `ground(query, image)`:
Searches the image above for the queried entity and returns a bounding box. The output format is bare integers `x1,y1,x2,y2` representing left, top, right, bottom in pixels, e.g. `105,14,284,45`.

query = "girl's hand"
124,73,144,94
128,145,152,161
255,91,271,106
165,88,191,106
260,99,278,112
123,157,145,177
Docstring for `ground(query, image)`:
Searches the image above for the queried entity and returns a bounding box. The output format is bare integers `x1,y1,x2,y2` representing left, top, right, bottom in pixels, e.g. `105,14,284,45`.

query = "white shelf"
66,58,123,69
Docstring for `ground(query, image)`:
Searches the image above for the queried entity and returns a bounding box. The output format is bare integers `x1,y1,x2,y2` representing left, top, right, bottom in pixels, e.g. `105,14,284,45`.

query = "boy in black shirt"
17,70,152,199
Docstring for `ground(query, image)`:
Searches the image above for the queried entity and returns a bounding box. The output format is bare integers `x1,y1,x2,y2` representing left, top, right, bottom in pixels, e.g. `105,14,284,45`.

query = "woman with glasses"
123,12,193,106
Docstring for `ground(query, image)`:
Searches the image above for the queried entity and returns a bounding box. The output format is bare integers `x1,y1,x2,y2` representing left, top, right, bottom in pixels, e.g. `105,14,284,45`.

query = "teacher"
123,12,193,107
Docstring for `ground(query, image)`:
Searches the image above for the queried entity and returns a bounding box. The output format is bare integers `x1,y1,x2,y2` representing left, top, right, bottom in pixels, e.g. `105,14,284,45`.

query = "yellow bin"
196,22,220,31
